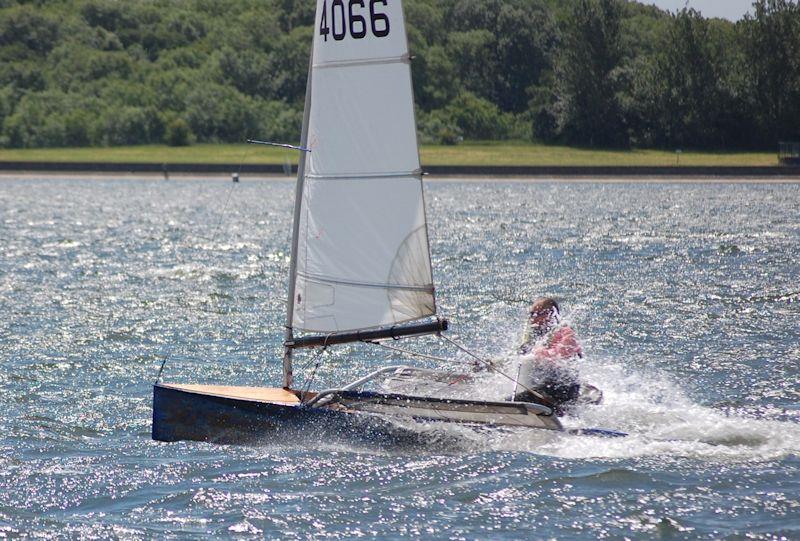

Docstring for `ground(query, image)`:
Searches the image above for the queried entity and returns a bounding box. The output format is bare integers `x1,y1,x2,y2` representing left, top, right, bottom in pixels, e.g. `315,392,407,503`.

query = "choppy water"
1,176,798,539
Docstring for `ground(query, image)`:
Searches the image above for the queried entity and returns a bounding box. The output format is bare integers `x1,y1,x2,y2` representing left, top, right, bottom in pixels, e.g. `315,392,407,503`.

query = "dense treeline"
0,0,798,150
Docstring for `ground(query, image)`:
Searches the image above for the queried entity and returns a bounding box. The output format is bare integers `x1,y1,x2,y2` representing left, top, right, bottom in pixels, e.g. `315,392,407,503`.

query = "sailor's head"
528,297,560,335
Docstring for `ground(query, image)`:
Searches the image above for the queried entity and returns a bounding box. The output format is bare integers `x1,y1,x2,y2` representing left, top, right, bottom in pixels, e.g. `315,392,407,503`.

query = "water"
1,176,798,538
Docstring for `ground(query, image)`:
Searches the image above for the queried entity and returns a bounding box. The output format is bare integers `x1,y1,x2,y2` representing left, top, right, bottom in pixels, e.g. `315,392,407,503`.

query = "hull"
153,383,561,447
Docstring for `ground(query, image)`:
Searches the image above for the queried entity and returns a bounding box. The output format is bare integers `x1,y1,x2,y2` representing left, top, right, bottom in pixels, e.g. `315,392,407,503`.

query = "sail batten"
298,271,435,293
313,54,410,70
306,170,422,181
289,0,435,336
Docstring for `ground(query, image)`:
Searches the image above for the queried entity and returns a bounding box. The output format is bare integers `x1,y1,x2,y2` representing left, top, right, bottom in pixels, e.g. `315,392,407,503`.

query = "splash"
406,354,800,461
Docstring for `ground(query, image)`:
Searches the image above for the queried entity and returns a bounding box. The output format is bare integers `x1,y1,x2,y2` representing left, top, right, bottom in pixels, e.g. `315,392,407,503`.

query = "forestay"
291,0,436,334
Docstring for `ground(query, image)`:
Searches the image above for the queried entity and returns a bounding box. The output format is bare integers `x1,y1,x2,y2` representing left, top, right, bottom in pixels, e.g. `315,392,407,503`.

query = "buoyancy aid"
515,325,583,410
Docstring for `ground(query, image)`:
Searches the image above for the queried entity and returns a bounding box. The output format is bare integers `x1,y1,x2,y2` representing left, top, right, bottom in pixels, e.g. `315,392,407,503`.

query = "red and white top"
530,327,583,362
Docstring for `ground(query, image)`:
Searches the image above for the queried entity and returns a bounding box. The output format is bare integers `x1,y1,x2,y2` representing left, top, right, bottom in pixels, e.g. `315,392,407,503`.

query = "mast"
282,48,315,389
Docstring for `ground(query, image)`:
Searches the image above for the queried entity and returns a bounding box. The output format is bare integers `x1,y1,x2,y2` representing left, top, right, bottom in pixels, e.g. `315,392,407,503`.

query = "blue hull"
152,384,470,449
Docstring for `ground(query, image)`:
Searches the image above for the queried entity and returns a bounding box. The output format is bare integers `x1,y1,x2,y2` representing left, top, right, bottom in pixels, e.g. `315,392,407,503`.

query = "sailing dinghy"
152,0,562,444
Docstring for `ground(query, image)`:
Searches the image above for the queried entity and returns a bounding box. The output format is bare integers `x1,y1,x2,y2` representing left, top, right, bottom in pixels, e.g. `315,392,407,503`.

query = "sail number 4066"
319,0,391,41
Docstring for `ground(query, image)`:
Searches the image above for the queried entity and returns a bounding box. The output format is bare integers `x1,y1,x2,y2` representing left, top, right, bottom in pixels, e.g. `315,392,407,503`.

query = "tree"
0,0,795,149
493,0,557,113
446,30,496,103
411,44,458,111
646,9,729,148
218,47,273,98
265,26,312,105
555,0,627,147
275,0,315,33
447,0,556,113
740,0,800,145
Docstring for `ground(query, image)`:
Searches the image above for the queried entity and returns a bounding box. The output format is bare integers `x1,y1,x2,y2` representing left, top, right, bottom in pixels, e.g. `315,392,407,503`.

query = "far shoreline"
0,159,799,180
2,170,799,184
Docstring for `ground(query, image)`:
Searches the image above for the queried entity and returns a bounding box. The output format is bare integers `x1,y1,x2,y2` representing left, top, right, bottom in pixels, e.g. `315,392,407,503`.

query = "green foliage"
274,0,315,33
0,59,46,90
418,108,463,145
740,0,800,143
80,0,128,32
0,4,60,54
3,90,97,147
0,84,14,133
265,26,313,105
445,92,514,140
164,117,192,146
0,0,797,149
446,0,557,113
641,9,730,147
411,44,457,111
555,0,627,148
184,83,259,142
254,100,302,143
94,106,163,146
62,109,92,146
46,45,134,92
418,92,526,143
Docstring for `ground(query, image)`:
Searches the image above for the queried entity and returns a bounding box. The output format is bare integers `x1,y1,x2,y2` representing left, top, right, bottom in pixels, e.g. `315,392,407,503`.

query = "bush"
0,84,13,125
0,59,45,90
417,109,463,145
93,106,163,146
98,80,156,109
3,107,63,147
1,91,101,147
444,92,513,140
254,100,302,143
46,45,134,92
184,83,259,142
81,0,127,32
532,107,558,142
164,117,192,146
146,67,203,112
0,5,60,54
63,110,92,146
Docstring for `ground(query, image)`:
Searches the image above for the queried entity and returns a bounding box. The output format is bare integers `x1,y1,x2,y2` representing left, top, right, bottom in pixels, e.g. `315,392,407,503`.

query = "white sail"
290,0,435,334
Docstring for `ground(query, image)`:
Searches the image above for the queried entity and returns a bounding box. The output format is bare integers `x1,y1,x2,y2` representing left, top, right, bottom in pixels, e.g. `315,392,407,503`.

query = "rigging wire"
364,334,554,408
207,175,241,246
300,345,328,400
437,334,552,406
367,340,475,366
354,337,555,425
296,334,334,380
439,334,497,370
360,333,553,408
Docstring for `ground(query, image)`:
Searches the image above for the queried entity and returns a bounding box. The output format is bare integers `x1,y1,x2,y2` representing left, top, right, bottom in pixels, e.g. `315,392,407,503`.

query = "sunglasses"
529,308,559,324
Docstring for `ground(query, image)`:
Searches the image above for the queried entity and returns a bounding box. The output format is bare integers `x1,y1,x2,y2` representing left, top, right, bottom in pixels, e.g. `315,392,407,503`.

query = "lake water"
1,176,798,539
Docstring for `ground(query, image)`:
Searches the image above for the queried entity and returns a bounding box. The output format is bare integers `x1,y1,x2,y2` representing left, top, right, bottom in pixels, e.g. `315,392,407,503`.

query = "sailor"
514,297,586,411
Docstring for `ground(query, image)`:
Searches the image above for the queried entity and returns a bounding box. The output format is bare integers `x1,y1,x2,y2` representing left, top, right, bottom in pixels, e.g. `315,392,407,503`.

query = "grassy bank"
0,142,779,167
